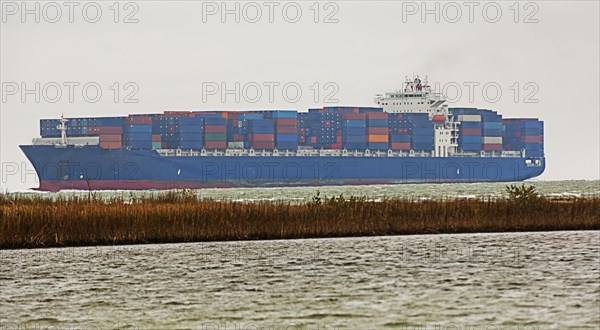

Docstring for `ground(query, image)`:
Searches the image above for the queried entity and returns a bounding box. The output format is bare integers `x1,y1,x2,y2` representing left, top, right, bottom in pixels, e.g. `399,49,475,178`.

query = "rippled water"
1,231,598,329
10,180,600,203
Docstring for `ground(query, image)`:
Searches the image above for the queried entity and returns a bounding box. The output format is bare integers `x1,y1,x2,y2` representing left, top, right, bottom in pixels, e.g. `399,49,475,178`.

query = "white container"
228,142,244,149
458,114,482,122
482,136,502,144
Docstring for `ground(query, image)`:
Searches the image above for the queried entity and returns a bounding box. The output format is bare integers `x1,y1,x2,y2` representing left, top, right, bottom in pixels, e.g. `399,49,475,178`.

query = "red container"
161,142,168,148
482,144,503,151
274,118,297,126
366,112,388,120
152,134,161,142
125,115,152,125
275,126,297,134
251,141,275,149
249,134,275,142
367,127,388,134
342,113,366,120
310,136,316,144
99,134,122,142
88,126,123,135
461,128,482,136
204,125,227,133
522,135,543,143
390,142,411,150
99,141,122,149
204,141,227,149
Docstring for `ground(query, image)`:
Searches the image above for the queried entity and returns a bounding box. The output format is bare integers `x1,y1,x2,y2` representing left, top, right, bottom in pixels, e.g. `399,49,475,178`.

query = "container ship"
20,76,545,191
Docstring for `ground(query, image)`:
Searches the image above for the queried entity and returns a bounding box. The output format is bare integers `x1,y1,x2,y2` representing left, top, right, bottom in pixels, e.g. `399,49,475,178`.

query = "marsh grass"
1,192,598,249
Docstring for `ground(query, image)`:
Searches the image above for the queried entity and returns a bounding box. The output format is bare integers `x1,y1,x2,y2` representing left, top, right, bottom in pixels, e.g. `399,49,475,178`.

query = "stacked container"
407,113,434,151
247,118,275,149
451,108,482,152
502,119,544,156
341,112,367,150
480,110,503,151
201,116,227,149
271,111,298,150
123,115,152,149
388,113,412,150
175,116,204,150
366,112,389,150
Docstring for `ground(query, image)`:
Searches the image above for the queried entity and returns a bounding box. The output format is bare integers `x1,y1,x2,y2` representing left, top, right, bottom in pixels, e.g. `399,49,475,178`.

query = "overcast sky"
1,1,599,191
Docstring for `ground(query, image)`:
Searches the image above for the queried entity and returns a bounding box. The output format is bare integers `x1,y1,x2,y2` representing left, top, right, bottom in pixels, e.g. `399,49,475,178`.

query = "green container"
205,133,226,141
152,142,162,149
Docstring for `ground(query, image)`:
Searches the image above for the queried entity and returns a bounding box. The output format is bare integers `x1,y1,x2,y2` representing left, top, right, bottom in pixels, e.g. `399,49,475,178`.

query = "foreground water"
1,231,598,329
9,180,600,202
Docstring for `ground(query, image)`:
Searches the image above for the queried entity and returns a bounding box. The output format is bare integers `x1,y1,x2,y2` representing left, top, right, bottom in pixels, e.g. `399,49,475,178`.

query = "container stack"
366,112,389,150
451,108,482,152
388,113,412,151
502,119,544,156
480,110,503,151
271,111,298,150
341,112,367,150
247,118,275,150
175,116,204,150
201,116,227,149
306,109,342,149
407,113,434,151
123,115,152,149
92,126,124,150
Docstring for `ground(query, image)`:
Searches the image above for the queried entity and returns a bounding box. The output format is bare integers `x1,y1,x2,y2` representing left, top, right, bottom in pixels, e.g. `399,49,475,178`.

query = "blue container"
342,135,367,143
368,142,389,150
343,127,367,135
249,126,275,134
342,120,367,128
123,132,152,141
178,132,203,141
275,134,297,142
178,117,204,125
521,127,544,136
482,129,502,137
343,142,367,149
271,111,297,119
359,107,384,113
202,117,227,125
96,117,125,126
412,142,434,151
238,113,265,120
249,119,274,127
482,122,502,130
521,121,543,128
193,113,223,119
178,141,204,149
412,135,435,143
366,119,388,127
124,140,152,149
275,141,298,149
390,135,411,143
461,122,482,129
123,124,152,133
412,127,433,135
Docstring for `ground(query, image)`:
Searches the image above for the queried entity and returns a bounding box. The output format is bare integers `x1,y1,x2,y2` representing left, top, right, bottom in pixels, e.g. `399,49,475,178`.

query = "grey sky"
1,1,599,191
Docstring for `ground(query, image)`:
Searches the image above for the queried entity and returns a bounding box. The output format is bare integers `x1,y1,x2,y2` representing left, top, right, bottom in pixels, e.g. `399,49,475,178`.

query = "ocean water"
8,180,600,203
1,231,598,329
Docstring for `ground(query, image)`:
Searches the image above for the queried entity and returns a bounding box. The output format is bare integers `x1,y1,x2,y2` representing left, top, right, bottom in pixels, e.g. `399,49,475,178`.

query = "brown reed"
1,192,599,249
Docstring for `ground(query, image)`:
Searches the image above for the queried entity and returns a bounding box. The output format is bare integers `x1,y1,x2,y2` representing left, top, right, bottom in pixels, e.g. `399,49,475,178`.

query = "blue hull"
20,145,545,191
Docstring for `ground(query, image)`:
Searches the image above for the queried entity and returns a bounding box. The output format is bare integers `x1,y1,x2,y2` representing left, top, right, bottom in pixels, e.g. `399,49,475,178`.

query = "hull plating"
20,145,545,191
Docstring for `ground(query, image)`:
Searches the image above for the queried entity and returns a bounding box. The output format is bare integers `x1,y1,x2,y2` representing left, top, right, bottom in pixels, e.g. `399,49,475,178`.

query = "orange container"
367,134,388,142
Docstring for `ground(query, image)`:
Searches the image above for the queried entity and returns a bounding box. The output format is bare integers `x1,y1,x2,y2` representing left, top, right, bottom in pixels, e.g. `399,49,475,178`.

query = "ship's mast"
58,114,68,145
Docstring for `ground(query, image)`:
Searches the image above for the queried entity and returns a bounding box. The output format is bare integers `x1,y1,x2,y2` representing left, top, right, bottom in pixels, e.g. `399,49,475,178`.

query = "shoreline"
1,193,599,249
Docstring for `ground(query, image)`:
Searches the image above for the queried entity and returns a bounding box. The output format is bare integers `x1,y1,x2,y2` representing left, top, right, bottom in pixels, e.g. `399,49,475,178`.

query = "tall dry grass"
1,192,598,249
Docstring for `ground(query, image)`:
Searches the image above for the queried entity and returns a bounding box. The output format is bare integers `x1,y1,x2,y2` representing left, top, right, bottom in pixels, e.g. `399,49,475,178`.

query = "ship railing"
155,148,523,158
